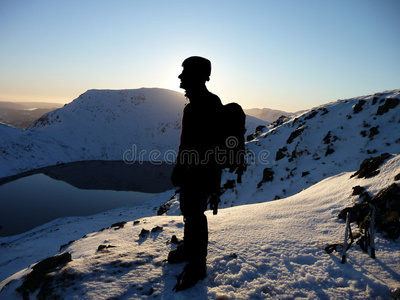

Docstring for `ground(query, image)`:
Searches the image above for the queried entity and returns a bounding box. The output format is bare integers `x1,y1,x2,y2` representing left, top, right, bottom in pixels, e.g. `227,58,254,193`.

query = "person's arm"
171,105,190,186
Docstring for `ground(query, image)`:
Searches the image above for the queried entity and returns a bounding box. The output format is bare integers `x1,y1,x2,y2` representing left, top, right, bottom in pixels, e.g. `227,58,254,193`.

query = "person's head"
178,56,211,91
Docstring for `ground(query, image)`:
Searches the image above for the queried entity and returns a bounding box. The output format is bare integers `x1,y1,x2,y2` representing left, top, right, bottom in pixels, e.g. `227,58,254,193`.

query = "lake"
0,161,174,237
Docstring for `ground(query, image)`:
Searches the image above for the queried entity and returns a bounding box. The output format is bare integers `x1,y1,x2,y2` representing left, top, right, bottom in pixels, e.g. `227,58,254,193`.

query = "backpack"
219,102,247,183
209,102,247,215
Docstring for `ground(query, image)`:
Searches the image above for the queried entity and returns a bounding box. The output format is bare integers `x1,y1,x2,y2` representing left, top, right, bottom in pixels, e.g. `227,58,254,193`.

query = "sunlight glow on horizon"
1,0,399,112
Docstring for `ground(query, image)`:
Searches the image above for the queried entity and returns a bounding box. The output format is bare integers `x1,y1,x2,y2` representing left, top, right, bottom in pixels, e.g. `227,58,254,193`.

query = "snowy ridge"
0,88,267,178
214,89,400,210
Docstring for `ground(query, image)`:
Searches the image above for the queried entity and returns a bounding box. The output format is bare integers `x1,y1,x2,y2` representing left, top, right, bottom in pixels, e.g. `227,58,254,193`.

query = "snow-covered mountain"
244,107,295,123
216,89,400,209
0,88,267,178
0,89,399,299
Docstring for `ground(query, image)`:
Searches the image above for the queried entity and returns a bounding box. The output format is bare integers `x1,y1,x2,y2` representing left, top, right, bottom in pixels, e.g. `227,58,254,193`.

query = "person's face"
178,67,202,91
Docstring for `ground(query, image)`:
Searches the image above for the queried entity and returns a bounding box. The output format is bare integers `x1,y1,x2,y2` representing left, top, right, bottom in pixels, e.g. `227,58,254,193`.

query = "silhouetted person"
169,56,223,291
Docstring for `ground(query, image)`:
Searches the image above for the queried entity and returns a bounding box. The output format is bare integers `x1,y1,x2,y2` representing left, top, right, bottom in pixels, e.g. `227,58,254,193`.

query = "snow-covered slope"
0,88,267,178
216,89,400,210
1,153,399,299
0,124,83,178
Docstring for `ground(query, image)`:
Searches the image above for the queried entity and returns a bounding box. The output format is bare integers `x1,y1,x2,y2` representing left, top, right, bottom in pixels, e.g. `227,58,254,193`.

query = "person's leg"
184,212,208,263
172,187,209,291
167,187,208,264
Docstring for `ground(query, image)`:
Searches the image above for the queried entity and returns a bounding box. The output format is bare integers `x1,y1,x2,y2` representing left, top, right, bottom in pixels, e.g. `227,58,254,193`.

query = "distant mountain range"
244,107,295,123
0,101,64,129
0,88,267,178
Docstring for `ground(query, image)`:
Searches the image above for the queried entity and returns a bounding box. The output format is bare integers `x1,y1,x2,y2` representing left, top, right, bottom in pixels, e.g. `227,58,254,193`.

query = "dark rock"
134,220,140,225
376,98,400,115
170,235,183,245
272,115,288,128
139,229,150,238
111,221,126,229
146,287,155,296
288,149,297,162
17,253,72,297
257,168,274,188
302,171,310,177
351,153,391,178
304,110,318,120
255,125,266,133
157,192,179,216
223,179,236,189
338,203,370,223
229,253,238,259
325,147,335,156
247,125,267,141
157,202,171,216
359,192,372,202
340,183,400,240
59,240,75,252
287,126,306,144
360,130,368,137
97,244,107,251
372,97,378,105
363,121,371,128
372,183,400,240
247,134,255,142
97,244,117,251
320,108,329,115
275,147,287,161
323,131,331,144
395,173,400,181
353,99,366,114
371,183,400,207
352,186,365,195
151,226,163,233
368,126,379,139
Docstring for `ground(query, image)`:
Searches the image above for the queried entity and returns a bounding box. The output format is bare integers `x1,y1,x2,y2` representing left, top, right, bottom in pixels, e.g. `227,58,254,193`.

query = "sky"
0,0,399,112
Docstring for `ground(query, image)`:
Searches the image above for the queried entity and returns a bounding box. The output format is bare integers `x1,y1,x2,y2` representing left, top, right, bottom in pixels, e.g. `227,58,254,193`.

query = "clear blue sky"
0,0,399,111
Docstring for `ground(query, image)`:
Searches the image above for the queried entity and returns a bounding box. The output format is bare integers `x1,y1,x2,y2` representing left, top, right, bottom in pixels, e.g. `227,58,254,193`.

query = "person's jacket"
171,90,223,192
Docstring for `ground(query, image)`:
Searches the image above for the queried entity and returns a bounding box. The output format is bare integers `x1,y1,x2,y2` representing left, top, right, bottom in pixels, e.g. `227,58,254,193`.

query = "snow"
1,155,399,299
0,88,400,299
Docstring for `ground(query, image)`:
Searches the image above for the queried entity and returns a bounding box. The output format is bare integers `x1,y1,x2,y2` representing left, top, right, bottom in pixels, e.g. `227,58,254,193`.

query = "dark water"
0,161,174,237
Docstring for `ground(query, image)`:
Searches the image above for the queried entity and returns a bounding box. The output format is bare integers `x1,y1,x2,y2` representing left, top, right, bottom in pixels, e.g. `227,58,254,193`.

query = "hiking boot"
167,244,189,264
173,261,207,291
